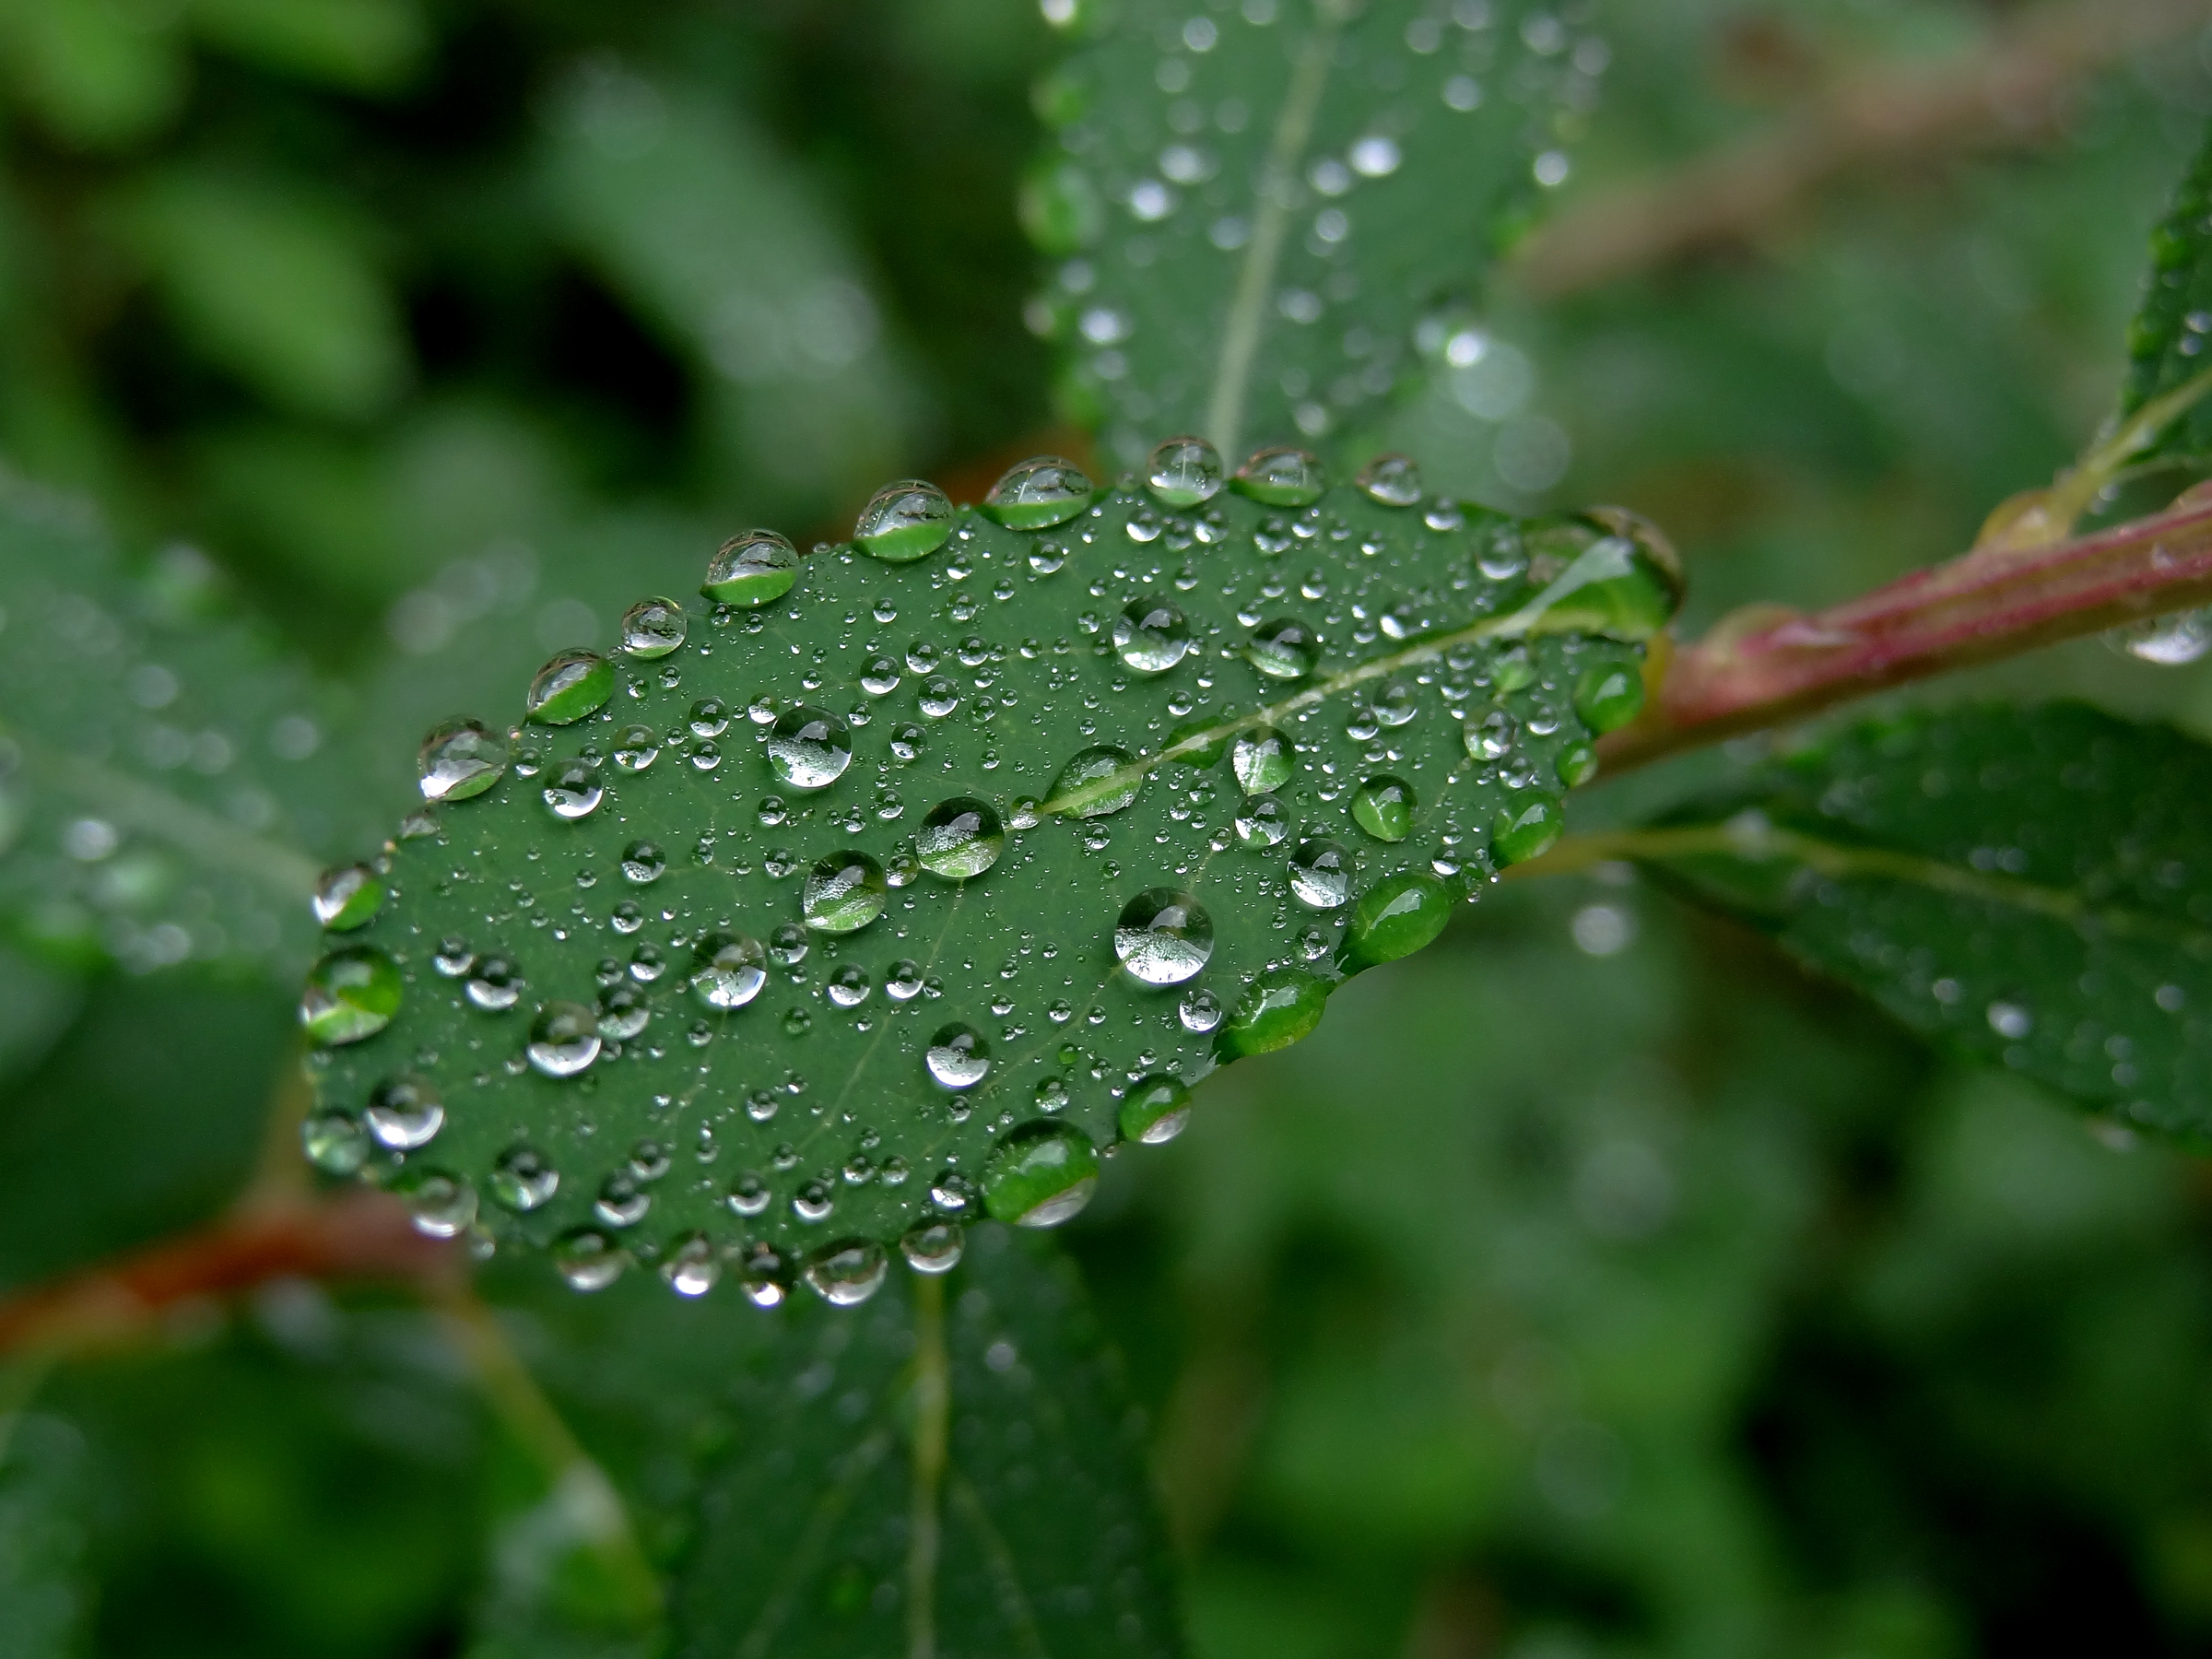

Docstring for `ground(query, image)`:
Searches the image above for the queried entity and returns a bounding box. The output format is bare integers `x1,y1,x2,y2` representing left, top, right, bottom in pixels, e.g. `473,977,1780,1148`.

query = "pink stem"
1600,496,2212,770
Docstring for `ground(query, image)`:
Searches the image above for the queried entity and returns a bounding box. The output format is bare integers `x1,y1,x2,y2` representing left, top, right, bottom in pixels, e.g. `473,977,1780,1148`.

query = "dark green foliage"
2124,113,2212,464
1643,704,2212,1137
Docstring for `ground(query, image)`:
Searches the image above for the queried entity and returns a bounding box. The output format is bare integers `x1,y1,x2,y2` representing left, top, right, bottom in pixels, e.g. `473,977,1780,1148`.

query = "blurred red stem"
1599,498,2212,771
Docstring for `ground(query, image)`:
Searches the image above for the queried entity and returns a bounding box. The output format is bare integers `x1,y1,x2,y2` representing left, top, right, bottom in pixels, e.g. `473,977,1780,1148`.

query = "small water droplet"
827,964,871,1006
621,595,691,656
1119,1073,1190,1144
613,724,660,771
768,706,854,790
736,1242,790,1307
1572,663,1645,734
1114,888,1214,984
702,530,801,605
726,1171,771,1217
542,759,604,819
982,456,1095,529
300,947,403,1044
885,959,925,1001
1231,725,1294,793
526,649,615,725
1465,708,1518,761
433,937,474,977
620,839,666,883
855,480,955,562
916,796,1006,878
301,1108,369,1174
1231,446,1326,506
465,954,524,1011
925,1023,991,1089
597,982,650,1040
900,1220,965,1274
528,1002,602,1077
418,719,507,803
1245,618,1317,679
312,863,384,930
1350,776,1416,841
861,654,902,695
804,1239,888,1305
1356,453,1422,506
1178,988,1223,1031
1492,795,1565,865
490,1145,560,1211
1289,839,1354,908
1215,967,1329,1060
394,1168,477,1239
1112,599,1193,674
1147,434,1225,507
661,1233,722,1297
803,852,888,933
553,1228,627,1292
982,1121,1098,1227
595,1172,651,1228
1233,793,1291,848
365,1073,443,1148
691,931,768,1009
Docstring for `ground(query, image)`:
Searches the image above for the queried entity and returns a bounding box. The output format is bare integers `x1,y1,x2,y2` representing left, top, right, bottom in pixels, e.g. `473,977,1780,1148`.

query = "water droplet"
2108,608,2212,665
690,932,767,1009
1289,839,1354,908
301,1108,369,1174
1464,708,1518,761
885,959,925,1001
661,1233,722,1297
982,456,1095,529
1115,888,1214,985
861,654,902,696
792,1177,834,1221
689,698,730,737
1246,618,1317,678
312,863,383,930
300,947,402,1044
527,1001,602,1077
1230,446,1326,507
595,1173,650,1228
983,1121,1098,1227
1112,599,1193,674
1231,725,1294,793
1523,511,1684,642
854,480,955,562
1557,742,1599,787
1356,453,1422,506
702,530,801,606
553,1227,627,1292
736,1243,790,1307
465,955,524,1011
621,595,690,656
919,677,961,719
1340,871,1455,974
768,706,854,790
1049,746,1141,818
727,1171,771,1217
613,724,660,771
526,649,615,725
900,1221,965,1274
597,982,650,1040
925,1023,991,1089
363,1074,443,1148
1120,1074,1190,1144
490,1145,560,1211
1988,1000,2034,1040
542,759,604,819
827,964,871,1006
434,937,474,977
889,722,930,762
1215,967,1329,1060
805,1239,888,1305
1350,776,1416,842
394,1168,477,1238
628,942,665,981
1573,663,1645,734
803,852,888,934
621,840,666,883
1234,793,1291,848
1008,795,1042,829
1147,434,1225,507
1492,795,1564,865
418,719,507,802
916,796,1006,878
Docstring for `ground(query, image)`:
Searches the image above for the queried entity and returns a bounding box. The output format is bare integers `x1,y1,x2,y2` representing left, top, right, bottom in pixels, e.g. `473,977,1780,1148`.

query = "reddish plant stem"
0,1190,455,1357
1599,498,2212,771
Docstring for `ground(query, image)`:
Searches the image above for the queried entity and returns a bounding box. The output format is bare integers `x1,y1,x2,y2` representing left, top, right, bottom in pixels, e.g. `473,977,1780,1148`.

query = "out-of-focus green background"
8,1,2212,1654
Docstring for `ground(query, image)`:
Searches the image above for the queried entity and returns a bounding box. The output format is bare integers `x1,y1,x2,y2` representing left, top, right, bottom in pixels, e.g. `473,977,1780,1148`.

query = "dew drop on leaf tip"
1230,445,1326,507
983,456,1096,529
855,479,955,562
983,1120,1099,1228
621,594,691,655
1147,435,1224,507
312,863,383,930
525,649,614,725
701,530,800,606
418,719,506,803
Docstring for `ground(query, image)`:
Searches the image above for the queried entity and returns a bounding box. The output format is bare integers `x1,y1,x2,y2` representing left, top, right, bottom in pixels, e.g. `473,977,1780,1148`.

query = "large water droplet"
916,796,1005,878
1246,618,1317,679
1573,663,1644,734
542,759,604,819
621,595,690,656
768,706,853,790
925,1022,991,1089
394,1168,477,1239
528,1001,602,1077
805,1239,889,1305
301,1109,369,1174
1464,708,1518,761
1340,872,1454,974
1119,1073,1191,1144
1112,599,1193,674
553,1227,627,1292
702,530,801,606
1356,453,1422,506
855,480,955,562
982,456,1095,529
1231,446,1326,507
365,1074,443,1148
1350,775,1416,842
736,1243,790,1308
1233,793,1290,848
803,851,888,933
660,1233,722,1298
1114,888,1213,985
597,982,650,1040
691,931,767,1009
1215,967,1329,1060
465,955,524,1011
1492,794,1565,865
300,947,402,1045
1288,839,1353,908
982,1121,1098,1227
490,1145,559,1211
900,1220,965,1274
613,724,660,771
1049,746,1141,818
526,649,615,725
1147,435,1224,507
2109,608,2212,665
1522,510,1684,642
418,719,507,802
312,863,383,931
1231,725,1293,794
621,840,665,883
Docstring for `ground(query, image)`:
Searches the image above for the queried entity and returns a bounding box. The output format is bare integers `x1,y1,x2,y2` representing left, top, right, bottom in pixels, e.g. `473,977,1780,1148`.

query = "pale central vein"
905,1274,951,1659
1203,0,1348,460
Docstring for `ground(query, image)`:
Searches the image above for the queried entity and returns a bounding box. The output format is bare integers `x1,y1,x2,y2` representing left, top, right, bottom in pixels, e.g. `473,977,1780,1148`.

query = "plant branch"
1597,493,2212,773
1515,0,2204,298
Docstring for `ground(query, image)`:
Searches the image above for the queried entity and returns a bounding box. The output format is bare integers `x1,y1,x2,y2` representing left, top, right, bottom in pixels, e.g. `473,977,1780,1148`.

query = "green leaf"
189,0,427,93
0,468,399,980
1028,0,1589,470
0,1414,90,1659
481,1225,1181,1659
0,0,185,150
1639,703,2212,1138
303,457,1675,1274
2122,113,2212,465
110,167,411,419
